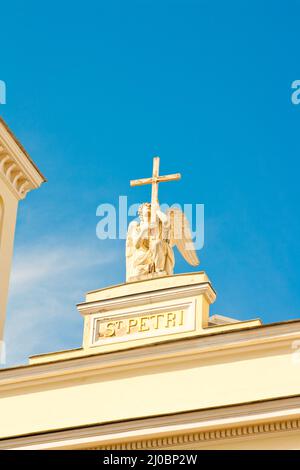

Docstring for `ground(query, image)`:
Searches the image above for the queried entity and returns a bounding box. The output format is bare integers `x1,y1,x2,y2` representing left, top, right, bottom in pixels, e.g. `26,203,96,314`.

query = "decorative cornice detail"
91,418,300,450
0,147,31,199
0,120,45,200
0,144,35,199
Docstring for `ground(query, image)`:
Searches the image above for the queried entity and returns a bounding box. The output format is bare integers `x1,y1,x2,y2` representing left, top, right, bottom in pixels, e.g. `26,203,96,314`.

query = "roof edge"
0,116,47,182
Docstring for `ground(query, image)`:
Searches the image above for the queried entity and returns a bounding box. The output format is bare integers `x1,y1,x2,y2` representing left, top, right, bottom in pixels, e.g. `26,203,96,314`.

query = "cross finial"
130,157,181,225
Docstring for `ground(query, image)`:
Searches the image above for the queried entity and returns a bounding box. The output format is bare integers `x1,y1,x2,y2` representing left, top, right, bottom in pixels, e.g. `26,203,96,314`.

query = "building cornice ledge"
0,118,45,199
1,320,300,392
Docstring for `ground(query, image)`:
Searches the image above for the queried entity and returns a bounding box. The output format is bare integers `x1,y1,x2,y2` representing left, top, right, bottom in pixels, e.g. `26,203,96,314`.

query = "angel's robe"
126,218,175,281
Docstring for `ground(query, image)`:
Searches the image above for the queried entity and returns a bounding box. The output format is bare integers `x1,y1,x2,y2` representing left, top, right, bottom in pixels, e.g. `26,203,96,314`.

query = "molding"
1,319,300,392
85,271,212,298
0,119,45,200
77,282,217,315
93,418,300,450
88,299,196,349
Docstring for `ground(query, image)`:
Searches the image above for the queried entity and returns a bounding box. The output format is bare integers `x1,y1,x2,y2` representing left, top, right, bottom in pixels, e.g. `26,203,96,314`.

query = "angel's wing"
167,208,200,267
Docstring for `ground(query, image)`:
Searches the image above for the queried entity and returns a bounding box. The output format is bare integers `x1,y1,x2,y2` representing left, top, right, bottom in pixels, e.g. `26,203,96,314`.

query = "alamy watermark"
0,80,6,105
291,80,300,104
96,196,204,250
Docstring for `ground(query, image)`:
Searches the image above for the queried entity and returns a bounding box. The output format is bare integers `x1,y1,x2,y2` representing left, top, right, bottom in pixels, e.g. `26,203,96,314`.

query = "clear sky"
1,0,300,366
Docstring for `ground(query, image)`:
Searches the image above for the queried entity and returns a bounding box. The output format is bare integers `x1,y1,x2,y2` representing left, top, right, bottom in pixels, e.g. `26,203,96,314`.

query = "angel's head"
138,203,151,222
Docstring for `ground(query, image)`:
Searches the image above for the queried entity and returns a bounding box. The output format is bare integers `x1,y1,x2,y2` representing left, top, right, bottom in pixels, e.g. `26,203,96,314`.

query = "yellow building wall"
0,180,18,340
0,340,299,439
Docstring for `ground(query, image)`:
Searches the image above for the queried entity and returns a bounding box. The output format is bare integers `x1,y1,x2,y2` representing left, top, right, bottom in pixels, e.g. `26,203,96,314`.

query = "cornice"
77,282,217,315
0,119,45,200
1,319,300,392
92,417,300,450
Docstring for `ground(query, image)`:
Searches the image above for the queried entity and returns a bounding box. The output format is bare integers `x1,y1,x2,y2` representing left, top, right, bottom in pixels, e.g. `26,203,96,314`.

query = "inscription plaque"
90,302,196,347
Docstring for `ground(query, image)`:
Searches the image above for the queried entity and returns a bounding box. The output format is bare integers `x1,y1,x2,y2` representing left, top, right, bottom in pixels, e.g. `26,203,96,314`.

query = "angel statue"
126,157,200,282
126,201,200,282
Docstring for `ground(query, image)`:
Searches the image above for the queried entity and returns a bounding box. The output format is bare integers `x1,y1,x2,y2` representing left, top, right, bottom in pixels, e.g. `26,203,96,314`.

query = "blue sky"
1,0,300,365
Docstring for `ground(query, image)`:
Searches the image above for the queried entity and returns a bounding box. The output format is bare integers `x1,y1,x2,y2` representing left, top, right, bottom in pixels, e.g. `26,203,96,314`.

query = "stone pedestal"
78,272,216,354
29,271,261,364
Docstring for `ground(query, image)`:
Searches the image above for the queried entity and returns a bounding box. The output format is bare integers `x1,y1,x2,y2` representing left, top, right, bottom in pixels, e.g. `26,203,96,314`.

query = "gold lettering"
165,312,176,328
127,318,138,333
139,316,150,332
150,314,165,329
99,310,186,340
103,322,115,337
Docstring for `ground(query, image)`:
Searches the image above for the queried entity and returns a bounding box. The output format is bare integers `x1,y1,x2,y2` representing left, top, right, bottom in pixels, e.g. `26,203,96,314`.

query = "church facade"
1,119,300,450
